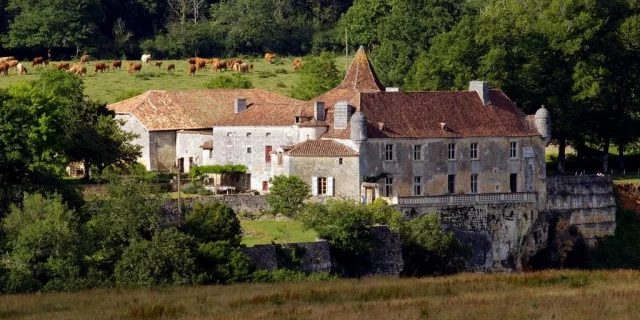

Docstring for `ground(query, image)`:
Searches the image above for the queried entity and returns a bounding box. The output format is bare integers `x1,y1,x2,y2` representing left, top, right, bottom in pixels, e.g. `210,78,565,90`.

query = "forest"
2,0,640,172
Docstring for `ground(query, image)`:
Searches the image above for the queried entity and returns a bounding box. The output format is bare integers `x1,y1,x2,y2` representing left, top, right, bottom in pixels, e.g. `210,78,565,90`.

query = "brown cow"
188,58,196,65
167,64,176,72
0,63,8,76
75,66,87,76
293,59,303,71
128,63,142,74
0,57,15,63
80,55,90,64
196,60,207,71
249,64,254,71
94,62,107,73
31,57,45,67
212,60,227,72
154,61,163,68
239,63,250,73
189,65,196,77
112,60,122,70
265,53,277,64
227,59,242,69
6,60,19,68
56,62,70,70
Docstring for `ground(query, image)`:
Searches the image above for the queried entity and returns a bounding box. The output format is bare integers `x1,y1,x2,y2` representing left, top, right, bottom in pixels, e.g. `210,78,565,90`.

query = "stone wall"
176,130,213,172
546,175,616,245
150,131,177,172
288,155,361,200
162,195,269,216
115,114,150,170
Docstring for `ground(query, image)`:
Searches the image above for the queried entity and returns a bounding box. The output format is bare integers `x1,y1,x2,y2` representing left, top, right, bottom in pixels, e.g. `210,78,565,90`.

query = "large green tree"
4,0,103,54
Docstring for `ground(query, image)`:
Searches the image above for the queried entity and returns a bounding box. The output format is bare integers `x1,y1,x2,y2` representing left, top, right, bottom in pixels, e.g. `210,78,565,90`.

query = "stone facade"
285,155,360,200
149,131,177,172
115,114,150,169
176,130,213,173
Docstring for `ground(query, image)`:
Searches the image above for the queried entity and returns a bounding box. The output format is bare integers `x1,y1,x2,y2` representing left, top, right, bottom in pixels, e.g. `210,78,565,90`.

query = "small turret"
350,111,367,144
535,105,551,142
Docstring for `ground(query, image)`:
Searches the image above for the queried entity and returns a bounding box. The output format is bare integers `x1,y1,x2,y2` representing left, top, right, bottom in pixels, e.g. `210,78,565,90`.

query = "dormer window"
295,116,301,124
227,132,234,137
266,132,271,137
246,132,251,137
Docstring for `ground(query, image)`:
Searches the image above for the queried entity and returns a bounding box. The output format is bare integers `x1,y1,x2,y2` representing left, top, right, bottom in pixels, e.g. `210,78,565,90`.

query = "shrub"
181,201,242,246
189,164,248,180
115,229,199,287
274,68,288,74
114,89,143,102
276,82,287,88
290,52,341,100
196,241,254,284
401,214,470,276
205,75,253,89
267,175,311,217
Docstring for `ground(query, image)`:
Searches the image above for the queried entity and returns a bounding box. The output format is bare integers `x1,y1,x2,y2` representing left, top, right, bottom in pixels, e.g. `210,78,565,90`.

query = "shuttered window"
265,146,272,163
312,177,333,196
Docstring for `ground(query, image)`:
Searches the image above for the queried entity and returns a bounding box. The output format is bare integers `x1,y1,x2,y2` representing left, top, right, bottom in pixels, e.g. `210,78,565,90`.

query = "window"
384,177,393,197
227,132,234,137
448,143,456,160
262,181,269,192
338,158,343,165
510,174,518,193
247,147,252,154
295,116,300,124
471,174,478,194
188,157,193,169
510,141,518,159
413,145,422,161
413,176,422,196
448,175,455,194
385,144,394,161
246,132,251,137
208,150,213,159
470,143,478,160
265,146,272,163
317,177,327,195
266,132,271,137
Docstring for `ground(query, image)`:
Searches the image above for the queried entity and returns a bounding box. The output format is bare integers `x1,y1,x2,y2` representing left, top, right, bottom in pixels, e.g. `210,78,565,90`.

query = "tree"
4,0,103,55
115,229,199,287
401,214,470,276
204,75,253,89
336,0,391,48
181,201,242,246
267,175,311,217
290,52,341,100
1,193,84,293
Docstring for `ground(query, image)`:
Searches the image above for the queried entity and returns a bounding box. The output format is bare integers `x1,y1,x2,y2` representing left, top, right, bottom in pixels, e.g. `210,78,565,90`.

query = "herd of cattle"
0,52,303,77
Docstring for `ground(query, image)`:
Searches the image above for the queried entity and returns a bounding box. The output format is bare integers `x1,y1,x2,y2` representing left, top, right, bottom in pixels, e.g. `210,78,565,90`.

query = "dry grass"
2,270,640,319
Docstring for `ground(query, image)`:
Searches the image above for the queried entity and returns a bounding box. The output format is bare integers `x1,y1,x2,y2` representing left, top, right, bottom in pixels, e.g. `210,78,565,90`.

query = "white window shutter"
312,176,318,196
328,177,334,196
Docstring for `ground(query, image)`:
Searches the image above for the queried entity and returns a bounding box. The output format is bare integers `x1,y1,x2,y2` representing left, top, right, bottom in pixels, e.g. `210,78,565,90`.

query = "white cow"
141,54,152,65
16,63,27,75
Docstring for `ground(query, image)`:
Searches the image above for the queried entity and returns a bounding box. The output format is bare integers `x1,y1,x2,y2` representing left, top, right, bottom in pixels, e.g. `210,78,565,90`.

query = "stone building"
108,89,301,172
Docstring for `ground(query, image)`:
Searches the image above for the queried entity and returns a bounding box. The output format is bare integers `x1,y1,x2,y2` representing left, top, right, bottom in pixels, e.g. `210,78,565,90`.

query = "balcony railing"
396,192,536,207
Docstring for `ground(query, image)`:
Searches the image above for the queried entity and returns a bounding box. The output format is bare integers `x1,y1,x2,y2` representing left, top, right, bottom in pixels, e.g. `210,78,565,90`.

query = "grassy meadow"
0,57,312,103
241,220,317,247
2,270,640,319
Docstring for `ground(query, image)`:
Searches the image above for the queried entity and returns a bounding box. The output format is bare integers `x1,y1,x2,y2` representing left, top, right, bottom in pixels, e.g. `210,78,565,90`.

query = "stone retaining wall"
163,195,268,217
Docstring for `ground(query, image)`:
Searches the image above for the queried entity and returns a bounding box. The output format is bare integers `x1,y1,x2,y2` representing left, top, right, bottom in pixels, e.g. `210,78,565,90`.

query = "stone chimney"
385,87,400,92
234,98,247,113
334,101,352,129
469,81,490,106
314,101,325,121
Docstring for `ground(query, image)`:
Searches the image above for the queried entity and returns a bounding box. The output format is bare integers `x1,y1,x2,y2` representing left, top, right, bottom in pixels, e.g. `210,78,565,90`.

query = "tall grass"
2,270,640,319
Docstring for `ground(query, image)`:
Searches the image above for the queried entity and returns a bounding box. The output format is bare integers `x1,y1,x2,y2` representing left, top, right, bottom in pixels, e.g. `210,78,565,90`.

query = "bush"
401,214,470,276
205,75,253,89
274,68,288,74
114,89,143,102
267,175,311,217
290,52,341,100
189,164,248,180
181,201,242,246
115,229,199,287
196,241,254,284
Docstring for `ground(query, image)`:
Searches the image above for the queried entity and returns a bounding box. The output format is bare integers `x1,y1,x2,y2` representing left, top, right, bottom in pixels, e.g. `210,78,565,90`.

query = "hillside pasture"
0,57,308,103
1,270,639,319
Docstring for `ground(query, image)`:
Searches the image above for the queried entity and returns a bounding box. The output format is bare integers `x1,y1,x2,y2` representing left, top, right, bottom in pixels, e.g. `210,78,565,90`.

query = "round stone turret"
535,105,551,142
350,111,367,144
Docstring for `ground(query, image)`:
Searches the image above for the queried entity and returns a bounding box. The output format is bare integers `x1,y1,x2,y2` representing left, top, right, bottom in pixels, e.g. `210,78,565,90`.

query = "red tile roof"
359,90,539,138
213,103,307,126
337,46,385,92
286,140,359,157
108,89,300,131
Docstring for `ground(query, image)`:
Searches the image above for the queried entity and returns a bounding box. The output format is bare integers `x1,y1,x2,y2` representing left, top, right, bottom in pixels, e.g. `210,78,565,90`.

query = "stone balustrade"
397,192,536,207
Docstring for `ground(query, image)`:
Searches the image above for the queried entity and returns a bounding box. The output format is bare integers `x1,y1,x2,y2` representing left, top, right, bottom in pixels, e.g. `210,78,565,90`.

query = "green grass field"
0,57,307,103
2,270,640,319
241,220,317,247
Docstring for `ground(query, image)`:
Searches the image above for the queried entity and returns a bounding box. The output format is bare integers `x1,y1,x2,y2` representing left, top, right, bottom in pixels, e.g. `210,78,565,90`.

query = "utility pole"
175,161,182,220
345,27,349,75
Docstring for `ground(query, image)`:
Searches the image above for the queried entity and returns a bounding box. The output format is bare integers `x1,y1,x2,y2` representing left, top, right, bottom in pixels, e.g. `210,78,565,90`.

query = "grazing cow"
6,60,19,68
112,60,122,70
80,55,90,64
16,63,28,75
232,63,241,72
265,53,277,64
249,64,254,71
0,63,8,76
227,59,242,69
188,58,196,65
197,60,206,71
75,66,87,76
56,62,70,70
293,59,303,71
0,56,15,63
154,61,163,68
239,63,250,73
167,64,176,72
189,65,196,77
212,60,227,72
94,62,107,73
141,54,152,65
128,63,142,74
31,57,45,67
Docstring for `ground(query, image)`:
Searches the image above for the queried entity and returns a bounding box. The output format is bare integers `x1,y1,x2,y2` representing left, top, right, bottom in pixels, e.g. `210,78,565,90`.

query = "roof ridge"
337,46,384,92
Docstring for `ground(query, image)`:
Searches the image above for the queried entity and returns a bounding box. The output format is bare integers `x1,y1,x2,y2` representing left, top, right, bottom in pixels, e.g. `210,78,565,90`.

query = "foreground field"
0,57,306,103
2,270,640,319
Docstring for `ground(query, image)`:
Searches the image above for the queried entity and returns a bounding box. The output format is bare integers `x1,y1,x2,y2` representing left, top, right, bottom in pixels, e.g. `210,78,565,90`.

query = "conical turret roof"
337,46,384,92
